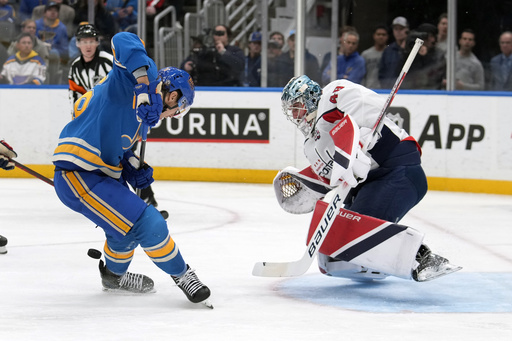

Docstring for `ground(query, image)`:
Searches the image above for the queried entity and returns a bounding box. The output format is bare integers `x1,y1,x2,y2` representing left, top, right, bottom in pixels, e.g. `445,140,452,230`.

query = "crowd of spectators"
0,2,511,91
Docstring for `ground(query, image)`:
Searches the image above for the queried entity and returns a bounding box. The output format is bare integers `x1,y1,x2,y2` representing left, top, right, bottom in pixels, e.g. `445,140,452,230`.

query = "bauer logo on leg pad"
307,194,342,258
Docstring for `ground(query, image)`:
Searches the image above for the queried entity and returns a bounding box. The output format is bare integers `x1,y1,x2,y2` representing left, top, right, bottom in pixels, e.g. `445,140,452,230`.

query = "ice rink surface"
1,178,511,340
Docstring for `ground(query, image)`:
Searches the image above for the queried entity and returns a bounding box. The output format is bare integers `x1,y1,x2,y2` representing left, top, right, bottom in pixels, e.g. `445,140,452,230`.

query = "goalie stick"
252,38,424,277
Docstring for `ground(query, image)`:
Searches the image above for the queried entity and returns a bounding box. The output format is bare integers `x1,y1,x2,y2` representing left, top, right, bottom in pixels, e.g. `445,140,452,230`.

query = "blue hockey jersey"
52,32,158,178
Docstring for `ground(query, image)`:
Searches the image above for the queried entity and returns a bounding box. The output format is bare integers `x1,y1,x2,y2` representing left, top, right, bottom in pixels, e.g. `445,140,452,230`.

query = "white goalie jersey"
275,80,414,215
304,79,410,181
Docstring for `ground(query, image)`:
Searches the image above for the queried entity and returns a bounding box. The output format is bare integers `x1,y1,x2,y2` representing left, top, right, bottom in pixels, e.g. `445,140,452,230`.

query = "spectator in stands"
361,24,388,89
68,23,113,112
0,43,7,66
490,31,512,91
0,0,16,23
0,32,47,85
32,0,75,38
35,2,69,60
243,31,261,87
8,19,51,66
267,31,286,87
267,31,284,68
322,30,365,85
105,0,137,32
320,25,357,74
402,23,445,90
379,16,409,89
443,29,484,90
180,24,244,86
35,1,69,83
73,0,116,54
19,0,47,21
269,31,285,56
0,0,16,46
271,30,321,87
436,13,448,55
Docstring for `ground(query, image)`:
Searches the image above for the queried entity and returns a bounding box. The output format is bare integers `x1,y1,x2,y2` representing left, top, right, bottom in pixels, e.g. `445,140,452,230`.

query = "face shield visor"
163,93,191,118
281,97,315,136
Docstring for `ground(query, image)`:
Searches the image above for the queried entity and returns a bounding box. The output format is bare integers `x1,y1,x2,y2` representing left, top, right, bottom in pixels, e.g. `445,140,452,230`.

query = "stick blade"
252,253,314,277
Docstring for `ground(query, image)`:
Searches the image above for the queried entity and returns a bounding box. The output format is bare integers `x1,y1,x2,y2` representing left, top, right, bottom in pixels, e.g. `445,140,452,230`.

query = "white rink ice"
1,178,511,340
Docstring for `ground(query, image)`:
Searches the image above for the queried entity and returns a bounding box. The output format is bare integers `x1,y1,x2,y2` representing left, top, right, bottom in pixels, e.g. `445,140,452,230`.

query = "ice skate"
99,260,155,293
0,235,7,254
172,265,212,308
412,245,462,282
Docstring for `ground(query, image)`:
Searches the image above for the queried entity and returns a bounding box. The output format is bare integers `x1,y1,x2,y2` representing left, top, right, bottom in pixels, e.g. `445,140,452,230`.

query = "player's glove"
134,80,163,128
120,150,154,189
350,147,372,184
0,140,17,171
334,147,372,188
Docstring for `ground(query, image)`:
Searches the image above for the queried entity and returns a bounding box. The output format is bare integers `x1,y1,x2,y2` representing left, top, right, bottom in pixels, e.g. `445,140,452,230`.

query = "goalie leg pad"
318,253,388,281
309,201,424,279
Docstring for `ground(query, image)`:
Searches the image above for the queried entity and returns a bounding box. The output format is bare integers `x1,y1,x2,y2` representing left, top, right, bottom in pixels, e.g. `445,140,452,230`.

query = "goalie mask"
157,67,195,118
281,75,322,136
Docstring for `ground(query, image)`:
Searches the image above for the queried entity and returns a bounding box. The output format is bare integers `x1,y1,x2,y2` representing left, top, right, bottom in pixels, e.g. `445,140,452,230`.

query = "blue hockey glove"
120,150,154,190
0,140,17,171
134,80,163,127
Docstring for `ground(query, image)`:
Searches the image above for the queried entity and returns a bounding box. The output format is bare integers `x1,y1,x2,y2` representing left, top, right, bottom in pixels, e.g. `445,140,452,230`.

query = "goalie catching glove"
273,166,332,214
134,80,163,127
0,140,17,171
120,150,154,189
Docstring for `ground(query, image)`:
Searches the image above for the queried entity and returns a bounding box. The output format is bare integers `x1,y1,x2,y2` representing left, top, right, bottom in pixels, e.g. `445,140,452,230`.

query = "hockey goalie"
274,75,461,282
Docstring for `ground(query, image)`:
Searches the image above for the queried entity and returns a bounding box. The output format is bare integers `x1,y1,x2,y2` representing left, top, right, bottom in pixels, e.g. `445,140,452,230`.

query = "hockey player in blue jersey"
52,32,211,307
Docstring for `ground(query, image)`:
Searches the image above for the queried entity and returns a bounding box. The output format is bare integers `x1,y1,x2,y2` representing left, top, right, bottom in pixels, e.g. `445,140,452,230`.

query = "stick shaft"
370,38,424,146
135,125,148,197
12,160,54,186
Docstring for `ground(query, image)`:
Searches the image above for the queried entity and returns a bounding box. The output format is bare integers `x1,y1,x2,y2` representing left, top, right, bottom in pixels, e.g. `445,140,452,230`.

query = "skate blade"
416,263,462,282
102,287,157,295
201,299,214,309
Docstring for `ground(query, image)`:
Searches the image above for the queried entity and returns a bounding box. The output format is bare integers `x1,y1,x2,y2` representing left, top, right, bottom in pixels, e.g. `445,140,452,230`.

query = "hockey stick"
135,125,148,197
11,159,55,186
252,38,424,277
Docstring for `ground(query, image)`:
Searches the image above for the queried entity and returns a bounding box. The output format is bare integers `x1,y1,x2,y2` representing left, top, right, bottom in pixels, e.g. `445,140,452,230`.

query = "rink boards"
0,86,511,194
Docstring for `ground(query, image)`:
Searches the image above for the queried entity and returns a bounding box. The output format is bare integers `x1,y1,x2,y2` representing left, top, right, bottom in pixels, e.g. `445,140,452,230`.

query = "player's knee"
132,205,168,247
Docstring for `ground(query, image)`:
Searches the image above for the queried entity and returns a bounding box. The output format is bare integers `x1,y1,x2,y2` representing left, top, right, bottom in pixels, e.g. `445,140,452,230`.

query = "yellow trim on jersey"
61,171,133,235
53,142,122,175
143,235,176,259
74,91,94,119
104,241,135,261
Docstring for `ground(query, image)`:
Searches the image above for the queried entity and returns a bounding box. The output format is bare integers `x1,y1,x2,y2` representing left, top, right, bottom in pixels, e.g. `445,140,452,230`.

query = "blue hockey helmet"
281,75,322,136
157,67,195,118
